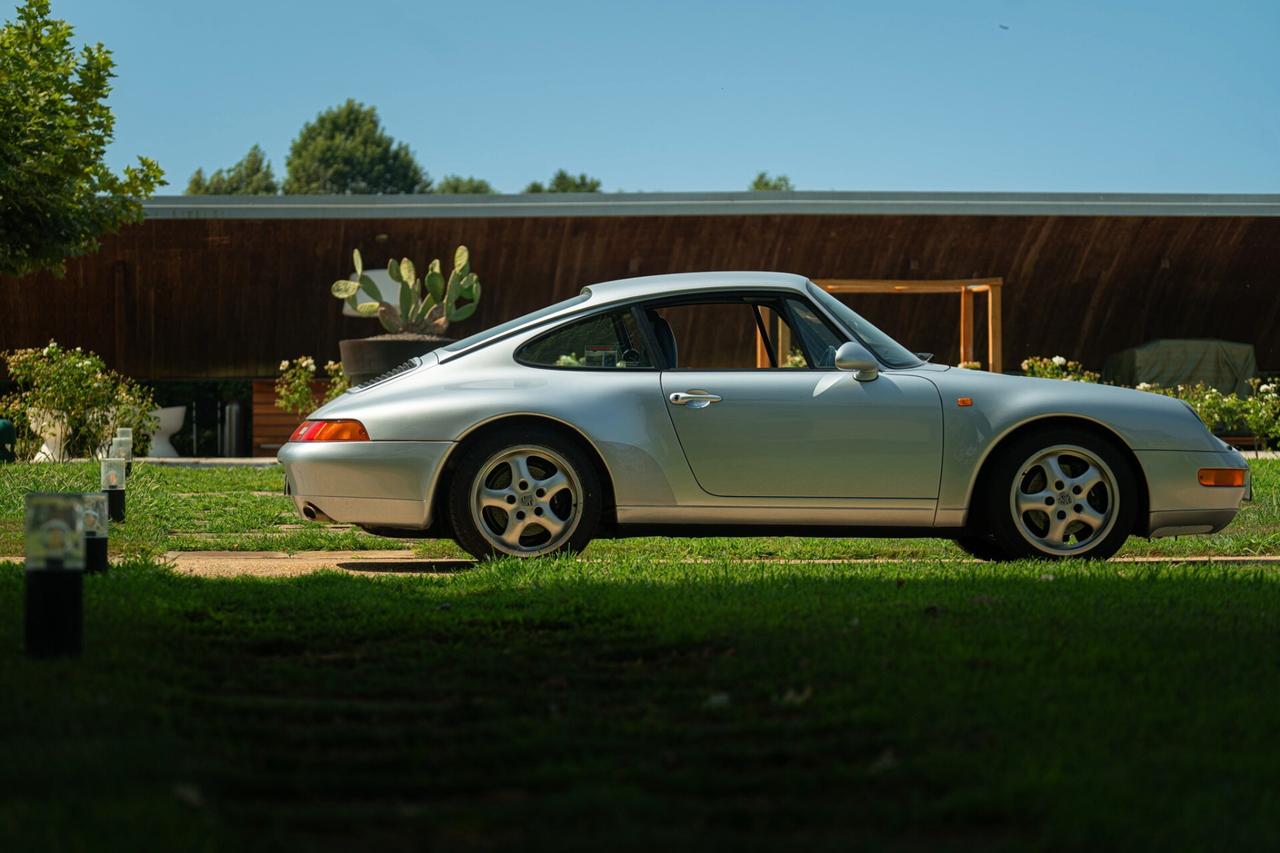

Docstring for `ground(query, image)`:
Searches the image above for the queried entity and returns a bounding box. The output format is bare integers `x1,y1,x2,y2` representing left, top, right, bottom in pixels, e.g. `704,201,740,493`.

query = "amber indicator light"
289,419,370,442
1198,468,1245,487
956,397,974,407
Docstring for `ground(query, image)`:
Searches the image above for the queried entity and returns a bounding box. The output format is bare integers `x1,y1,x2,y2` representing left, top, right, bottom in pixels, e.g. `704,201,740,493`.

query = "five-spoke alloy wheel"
1008,444,1118,556
978,427,1137,561
449,426,602,560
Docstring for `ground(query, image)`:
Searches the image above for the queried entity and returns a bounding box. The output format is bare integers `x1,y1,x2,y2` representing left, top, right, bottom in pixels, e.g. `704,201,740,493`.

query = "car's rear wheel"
448,425,602,560
981,427,1137,561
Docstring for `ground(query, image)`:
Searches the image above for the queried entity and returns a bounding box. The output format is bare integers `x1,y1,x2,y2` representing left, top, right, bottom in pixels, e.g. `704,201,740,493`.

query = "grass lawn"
1,461,1279,850
3,459,1278,560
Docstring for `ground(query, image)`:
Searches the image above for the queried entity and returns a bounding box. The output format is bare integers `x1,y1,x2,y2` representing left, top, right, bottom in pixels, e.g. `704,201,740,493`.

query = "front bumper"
278,440,454,530
1136,447,1249,538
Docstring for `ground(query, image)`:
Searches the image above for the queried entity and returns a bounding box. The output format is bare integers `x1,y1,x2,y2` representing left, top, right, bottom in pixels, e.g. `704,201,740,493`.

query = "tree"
749,171,794,191
283,99,430,194
0,0,164,278
434,174,496,194
524,169,602,193
187,144,279,195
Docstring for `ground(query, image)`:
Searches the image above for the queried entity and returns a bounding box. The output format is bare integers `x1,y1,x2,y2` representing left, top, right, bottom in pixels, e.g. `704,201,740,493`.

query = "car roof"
436,271,813,362
580,271,810,307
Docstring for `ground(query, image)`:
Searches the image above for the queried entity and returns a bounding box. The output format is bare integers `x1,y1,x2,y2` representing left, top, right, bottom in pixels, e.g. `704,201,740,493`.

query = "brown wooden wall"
2,213,1278,378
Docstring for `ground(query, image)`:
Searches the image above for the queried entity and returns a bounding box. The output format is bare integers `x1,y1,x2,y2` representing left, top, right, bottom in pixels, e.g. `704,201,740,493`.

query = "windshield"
805,282,922,369
441,292,591,354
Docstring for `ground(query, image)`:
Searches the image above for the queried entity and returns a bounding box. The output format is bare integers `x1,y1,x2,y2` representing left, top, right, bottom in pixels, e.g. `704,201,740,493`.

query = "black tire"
448,424,603,560
979,426,1138,561
952,535,1011,562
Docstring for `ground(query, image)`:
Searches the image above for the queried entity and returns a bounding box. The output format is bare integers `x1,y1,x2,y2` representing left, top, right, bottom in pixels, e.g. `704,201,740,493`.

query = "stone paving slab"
165,550,472,578
160,550,1280,578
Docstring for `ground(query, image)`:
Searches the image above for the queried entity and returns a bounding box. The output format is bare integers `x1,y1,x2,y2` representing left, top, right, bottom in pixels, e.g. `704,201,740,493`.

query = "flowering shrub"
274,356,349,418
0,341,156,460
1021,353,1280,446
957,360,982,370
1243,380,1280,444
1020,355,1100,383
1134,380,1280,444
1137,383,1248,433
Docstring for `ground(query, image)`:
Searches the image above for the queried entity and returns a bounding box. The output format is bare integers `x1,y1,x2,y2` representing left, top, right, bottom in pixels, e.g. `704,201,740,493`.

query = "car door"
649,294,944,499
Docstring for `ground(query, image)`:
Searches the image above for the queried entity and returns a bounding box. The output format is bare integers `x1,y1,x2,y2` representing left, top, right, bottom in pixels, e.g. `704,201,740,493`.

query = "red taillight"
289,419,370,442
1198,468,1245,487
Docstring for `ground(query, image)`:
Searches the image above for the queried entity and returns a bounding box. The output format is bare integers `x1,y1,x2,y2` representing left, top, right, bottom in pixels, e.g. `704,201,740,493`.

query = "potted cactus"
331,246,482,385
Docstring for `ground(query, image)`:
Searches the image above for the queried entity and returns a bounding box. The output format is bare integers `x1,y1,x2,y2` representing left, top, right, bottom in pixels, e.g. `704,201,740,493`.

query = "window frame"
513,305,661,372
636,290,849,371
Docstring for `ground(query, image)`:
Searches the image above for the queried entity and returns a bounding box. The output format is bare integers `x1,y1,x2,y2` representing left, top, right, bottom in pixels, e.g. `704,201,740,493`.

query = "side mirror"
835,341,879,382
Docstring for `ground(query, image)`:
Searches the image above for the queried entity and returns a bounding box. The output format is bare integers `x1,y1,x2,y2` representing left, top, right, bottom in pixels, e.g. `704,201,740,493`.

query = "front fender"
925,369,1218,514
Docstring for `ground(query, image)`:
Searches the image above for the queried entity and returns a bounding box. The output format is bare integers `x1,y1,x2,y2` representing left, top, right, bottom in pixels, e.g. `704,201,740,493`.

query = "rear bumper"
1136,447,1249,538
278,440,454,530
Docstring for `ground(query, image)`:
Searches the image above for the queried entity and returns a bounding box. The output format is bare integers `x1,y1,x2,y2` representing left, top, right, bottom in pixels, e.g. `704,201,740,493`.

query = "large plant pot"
28,407,68,463
339,334,453,387
147,406,187,458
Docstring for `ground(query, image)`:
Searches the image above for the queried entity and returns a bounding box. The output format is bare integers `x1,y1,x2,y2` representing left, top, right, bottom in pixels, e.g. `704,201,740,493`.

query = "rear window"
441,292,591,354
517,309,654,369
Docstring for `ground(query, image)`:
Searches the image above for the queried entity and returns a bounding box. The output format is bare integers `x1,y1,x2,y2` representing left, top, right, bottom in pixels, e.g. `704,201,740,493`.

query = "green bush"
1138,380,1280,442
0,341,156,460
274,356,348,419
1020,353,1280,443
1020,355,1101,383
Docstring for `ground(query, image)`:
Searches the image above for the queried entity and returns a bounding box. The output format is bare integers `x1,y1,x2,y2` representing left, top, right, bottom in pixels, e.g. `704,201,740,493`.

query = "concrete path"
165,550,472,578
161,550,1280,578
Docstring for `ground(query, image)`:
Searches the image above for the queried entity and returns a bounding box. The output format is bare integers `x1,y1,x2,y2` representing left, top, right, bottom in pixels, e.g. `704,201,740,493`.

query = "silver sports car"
279,272,1249,561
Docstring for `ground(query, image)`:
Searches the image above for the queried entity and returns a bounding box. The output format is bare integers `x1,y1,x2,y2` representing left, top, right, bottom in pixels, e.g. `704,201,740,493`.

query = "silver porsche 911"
279,272,1249,561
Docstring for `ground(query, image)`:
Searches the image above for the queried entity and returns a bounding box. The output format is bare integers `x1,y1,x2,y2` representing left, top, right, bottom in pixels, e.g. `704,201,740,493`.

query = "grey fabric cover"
1102,339,1257,395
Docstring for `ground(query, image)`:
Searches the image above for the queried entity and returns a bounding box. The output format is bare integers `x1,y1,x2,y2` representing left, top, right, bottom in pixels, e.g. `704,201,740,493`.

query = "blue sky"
46,0,1280,194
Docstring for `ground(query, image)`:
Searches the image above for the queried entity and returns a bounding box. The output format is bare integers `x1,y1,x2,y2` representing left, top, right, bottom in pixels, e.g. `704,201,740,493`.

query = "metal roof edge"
141,191,1280,220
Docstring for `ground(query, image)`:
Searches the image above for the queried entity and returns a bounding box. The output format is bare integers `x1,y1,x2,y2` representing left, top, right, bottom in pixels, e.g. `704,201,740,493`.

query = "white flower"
279,360,289,371
1260,384,1276,394
1137,382,1153,392
1052,355,1067,367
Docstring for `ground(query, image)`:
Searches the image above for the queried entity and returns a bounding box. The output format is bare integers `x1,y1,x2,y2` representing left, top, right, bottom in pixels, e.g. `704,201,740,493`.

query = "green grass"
2,461,1280,849
0,463,410,557
3,459,1277,560
4,557,1280,850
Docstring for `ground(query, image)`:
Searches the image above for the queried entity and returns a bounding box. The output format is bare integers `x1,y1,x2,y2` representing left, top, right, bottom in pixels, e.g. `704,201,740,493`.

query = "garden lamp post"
111,434,133,477
83,492,109,574
102,457,127,523
24,493,86,658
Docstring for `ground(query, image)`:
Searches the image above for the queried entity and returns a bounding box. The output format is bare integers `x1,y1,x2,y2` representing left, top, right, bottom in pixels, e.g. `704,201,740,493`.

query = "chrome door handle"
668,390,722,408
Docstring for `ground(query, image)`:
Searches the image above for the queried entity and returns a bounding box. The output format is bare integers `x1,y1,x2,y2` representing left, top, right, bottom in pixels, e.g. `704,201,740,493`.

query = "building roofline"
141,191,1280,220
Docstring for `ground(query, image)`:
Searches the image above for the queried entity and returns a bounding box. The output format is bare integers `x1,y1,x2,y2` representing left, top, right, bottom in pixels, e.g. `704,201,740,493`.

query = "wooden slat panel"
250,379,327,457
3,213,1279,380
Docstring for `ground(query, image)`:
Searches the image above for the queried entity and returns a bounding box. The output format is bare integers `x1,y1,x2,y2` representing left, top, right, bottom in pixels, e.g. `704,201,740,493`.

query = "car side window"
786,298,845,368
517,310,655,369
644,295,843,369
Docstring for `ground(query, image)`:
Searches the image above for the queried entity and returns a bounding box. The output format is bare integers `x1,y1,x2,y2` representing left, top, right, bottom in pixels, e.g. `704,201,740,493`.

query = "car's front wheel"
448,425,602,560
980,427,1137,561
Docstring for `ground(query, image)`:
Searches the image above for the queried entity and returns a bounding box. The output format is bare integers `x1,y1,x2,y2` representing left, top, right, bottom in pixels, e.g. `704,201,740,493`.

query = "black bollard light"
102,457,126,523
111,434,134,478
24,493,86,658
83,492,109,574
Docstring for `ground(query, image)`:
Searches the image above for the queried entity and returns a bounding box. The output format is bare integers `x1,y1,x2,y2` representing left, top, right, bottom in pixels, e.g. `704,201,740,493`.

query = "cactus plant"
331,246,481,335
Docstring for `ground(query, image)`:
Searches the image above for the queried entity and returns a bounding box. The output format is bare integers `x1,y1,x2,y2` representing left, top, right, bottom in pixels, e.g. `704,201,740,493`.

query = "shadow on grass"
336,559,475,574
4,558,1280,851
